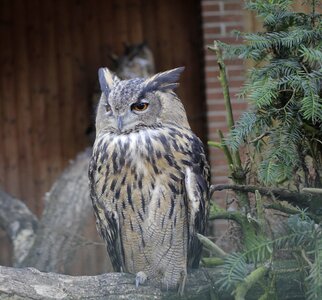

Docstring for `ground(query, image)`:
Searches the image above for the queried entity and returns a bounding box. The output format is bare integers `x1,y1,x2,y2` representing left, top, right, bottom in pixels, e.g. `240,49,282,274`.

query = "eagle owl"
88,66,210,292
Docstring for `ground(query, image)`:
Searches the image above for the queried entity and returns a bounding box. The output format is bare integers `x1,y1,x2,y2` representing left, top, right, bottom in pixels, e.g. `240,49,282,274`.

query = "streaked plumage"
88,67,210,291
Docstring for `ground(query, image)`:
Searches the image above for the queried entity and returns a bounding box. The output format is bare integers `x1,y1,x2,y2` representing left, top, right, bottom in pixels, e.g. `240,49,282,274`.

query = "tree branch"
264,202,321,223
210,184,313,207
0,266,213,300
197,233,227,258
234,265,269,300
0,263,305,300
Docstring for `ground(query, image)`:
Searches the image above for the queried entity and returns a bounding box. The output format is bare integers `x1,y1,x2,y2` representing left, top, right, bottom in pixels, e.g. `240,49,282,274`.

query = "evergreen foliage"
216,212,322,298
223,0,322,186
206,0,322,298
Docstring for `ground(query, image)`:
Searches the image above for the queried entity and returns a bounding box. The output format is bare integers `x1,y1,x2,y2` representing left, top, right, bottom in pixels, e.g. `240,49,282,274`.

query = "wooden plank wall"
0,0,206,214
0,0,206,273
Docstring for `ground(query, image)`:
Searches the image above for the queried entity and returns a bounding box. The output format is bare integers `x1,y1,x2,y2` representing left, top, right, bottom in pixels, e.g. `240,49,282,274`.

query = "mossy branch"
197,234,227,258
234,264,270,300
201,257,225,267
255,191,265,233
207,141,223,149
208,42,235,130
218,130,234,173
209,41,243,169
209,41,250,209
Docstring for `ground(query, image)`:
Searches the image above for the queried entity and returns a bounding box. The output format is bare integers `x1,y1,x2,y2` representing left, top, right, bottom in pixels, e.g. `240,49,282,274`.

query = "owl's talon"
135,271,148,288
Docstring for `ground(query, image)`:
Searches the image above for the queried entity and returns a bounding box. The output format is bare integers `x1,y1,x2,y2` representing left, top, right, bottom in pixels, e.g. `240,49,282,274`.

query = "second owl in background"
88,66,210,293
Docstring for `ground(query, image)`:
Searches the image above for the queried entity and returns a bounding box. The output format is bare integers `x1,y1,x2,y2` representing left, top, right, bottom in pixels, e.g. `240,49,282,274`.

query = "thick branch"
0,266,210,300
0,264,304,300
18,149,93,272
0,189,38,266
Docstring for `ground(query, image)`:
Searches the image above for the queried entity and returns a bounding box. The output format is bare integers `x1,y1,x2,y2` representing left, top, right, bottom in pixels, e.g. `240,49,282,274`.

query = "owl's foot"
135,271,148,288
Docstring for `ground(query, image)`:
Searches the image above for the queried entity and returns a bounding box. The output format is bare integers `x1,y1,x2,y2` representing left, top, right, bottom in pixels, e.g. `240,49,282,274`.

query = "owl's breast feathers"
89,124,210,283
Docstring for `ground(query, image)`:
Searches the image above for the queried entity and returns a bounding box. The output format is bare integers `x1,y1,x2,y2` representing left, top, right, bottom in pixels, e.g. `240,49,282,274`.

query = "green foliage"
306,239,322,300
207,0,322,298
217,213,322,298
222,0,322,186
226,111,258,151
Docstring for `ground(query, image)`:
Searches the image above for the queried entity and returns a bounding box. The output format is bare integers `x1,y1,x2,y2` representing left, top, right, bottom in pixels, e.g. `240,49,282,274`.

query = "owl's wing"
184,135,210,268
89,157,124,272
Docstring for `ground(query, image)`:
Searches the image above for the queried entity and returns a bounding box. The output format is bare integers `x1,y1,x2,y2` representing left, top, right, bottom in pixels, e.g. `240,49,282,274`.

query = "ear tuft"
144,66,185,92
98,68,119,94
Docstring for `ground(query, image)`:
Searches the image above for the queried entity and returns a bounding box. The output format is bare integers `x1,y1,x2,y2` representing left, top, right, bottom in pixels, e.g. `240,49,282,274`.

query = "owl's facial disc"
96,66,187,134
115,99,150,132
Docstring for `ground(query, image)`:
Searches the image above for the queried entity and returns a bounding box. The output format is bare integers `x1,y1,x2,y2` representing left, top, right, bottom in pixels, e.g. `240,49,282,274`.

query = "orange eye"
131,102,149,112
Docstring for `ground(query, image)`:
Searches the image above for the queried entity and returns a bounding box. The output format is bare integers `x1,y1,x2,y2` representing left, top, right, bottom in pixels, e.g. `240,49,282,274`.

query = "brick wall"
201,0,248,203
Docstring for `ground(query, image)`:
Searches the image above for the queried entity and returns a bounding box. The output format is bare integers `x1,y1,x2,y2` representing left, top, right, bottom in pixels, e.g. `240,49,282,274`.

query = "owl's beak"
117,116,123,131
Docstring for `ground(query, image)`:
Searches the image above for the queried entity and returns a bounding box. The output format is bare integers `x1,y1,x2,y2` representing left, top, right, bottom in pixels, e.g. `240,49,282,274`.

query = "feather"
89,152,125,272
143,66,185,93
183,136,210,268
98,67,120,94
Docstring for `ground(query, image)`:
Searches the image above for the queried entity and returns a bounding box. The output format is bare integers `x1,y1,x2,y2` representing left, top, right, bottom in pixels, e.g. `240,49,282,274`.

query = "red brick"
208,102,247,112
227,79,244,86
203,26,222,35
227,68,245,77
203,14,244,24
207,115,226,123
224,3,243,11
202,2,221,11
205,70,218,78
208,124,229,132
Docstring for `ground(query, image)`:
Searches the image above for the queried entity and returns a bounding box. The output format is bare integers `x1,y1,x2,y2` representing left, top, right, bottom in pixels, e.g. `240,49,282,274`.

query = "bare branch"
210,184,313,207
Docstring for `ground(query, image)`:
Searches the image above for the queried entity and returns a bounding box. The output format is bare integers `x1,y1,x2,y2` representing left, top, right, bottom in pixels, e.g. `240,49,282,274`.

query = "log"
18,149,93,272
0,148,110,274
0,263,305,300
0,189,38,266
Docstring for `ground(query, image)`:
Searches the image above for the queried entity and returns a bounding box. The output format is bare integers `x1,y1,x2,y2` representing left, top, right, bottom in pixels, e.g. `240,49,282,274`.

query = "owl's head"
95,67,189,134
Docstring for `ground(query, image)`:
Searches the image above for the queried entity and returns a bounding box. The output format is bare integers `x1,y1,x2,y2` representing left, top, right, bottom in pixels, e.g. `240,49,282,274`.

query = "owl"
88,66,210,292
